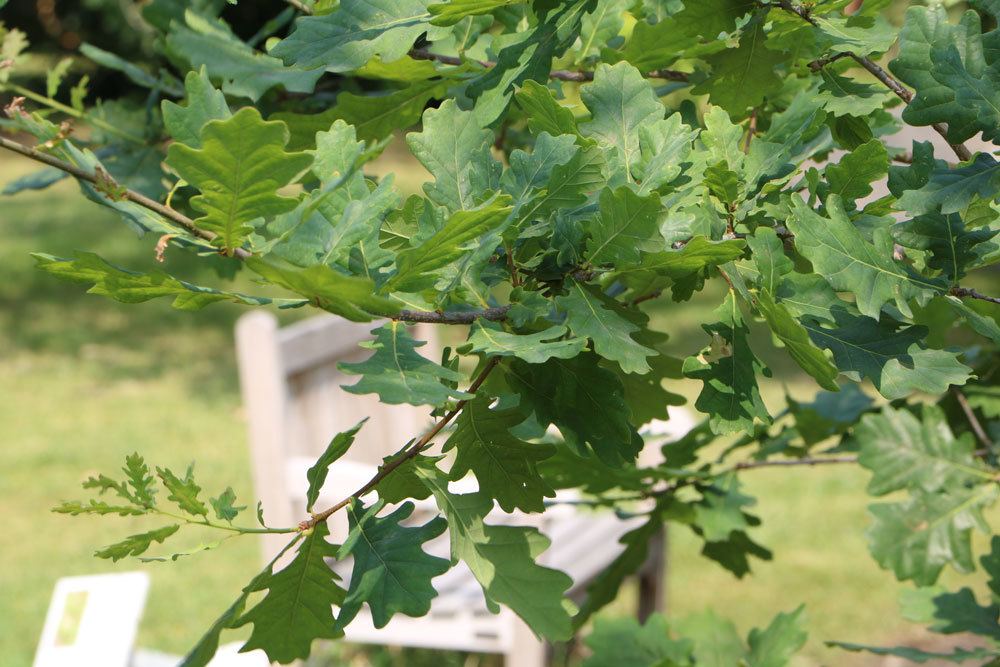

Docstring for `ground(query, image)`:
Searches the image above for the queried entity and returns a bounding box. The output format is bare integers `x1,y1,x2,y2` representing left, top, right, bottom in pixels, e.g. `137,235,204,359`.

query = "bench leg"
506,614,546,667
637,527,666,621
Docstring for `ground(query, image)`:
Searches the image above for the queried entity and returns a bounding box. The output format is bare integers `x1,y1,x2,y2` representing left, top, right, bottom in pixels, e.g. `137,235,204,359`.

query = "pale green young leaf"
635,114,698,195
95,525,181,562
417,465,575,640
166,108,312,252
157,466,209,517
580,61,664,181
246,258,401,322
444,396,556,513
556,280,656,374
305,419,367,512
165,13,323,101
515,80,579,137
867,486,996,586
53,501,147,517
33,253,304,311
340,322,470,407
162,67,231,148
464,322,586,364
429,0,527,26
210,488,245,523
237,523,345,663
816,69,893,118
123,454,157,508
854,405,985,497
810,14,897,56
673,610,746,666
694,475,755,543
384,199,513,292
501,132,579,209
407,100,502,212
336,500,449,628
517,143,605,223
324,79,449,142
756,291,839,392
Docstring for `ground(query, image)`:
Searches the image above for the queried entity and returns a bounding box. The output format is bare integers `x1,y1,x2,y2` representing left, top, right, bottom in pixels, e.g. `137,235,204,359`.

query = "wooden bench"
235,311,688,665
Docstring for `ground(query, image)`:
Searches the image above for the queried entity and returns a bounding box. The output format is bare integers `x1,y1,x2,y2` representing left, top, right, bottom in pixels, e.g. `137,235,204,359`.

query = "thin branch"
304,357,502,529
396,305,511,324
951,286,1000,306
729,456,858,471
0,134,251,259
774,0,972,162
953,388,994,450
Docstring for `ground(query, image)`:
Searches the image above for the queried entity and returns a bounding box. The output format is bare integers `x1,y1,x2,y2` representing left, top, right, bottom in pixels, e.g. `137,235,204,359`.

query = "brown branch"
304,356,502,528
0,135,252,259
774,0,972,162
396,305,511,324
730,455,858,471
953,388,995,450
951,286,1000,306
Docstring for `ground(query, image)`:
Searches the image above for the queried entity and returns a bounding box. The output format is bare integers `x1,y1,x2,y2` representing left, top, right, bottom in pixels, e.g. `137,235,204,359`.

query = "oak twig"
951,286,1000,306
304,357,502,529
953,388,994,450
396,306,511,324
0,135,252,259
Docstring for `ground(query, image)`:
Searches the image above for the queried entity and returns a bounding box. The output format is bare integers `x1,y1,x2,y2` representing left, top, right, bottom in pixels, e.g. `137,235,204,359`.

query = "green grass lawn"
0,150,978,666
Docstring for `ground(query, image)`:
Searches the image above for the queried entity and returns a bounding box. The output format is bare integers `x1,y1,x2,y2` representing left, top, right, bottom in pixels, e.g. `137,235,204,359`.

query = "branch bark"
0,135,252,259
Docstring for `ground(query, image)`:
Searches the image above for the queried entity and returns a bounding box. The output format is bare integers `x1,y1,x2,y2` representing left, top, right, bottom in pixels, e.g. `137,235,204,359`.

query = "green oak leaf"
429,0,526,26
504,355,641,466
407,100,502,212
890,5,1000,144
157,466,208,517
340,322,471,407
825,139,889,204
803,310,971,401
166,108,312,252
635,113,698,195
585,186,662,267
95,525,180,562
756,291,840,391
468,0,595,126
336,499,449,628
444,396,556,512
515,80,579,137
694,475,755,543
165,13,323,101
122,453,156,508
161,67,231,148
580,62,664,182
896,154,1000,216
786,196,942,319
246,258,401,322
693,15,788,120
673,609,746,667
384,199,514,292
517,143,605,224
583,614,693,667
209,488,245,523
33,253,304,311
746,227,793,295
683,291,771,435
305,419,367,512
556,280,656,374
272,0,444,72
867,486,997,586
810,14,897,56
417,464,575,640
237,523,345,663
321,78,449,142
830,642,1000,664
463,321,587,364
746,605,809,667
500,132,579,209
815,69,893,118
854,405,987,497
